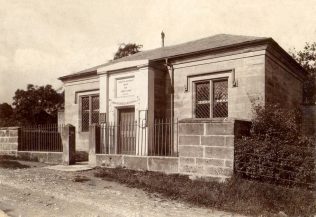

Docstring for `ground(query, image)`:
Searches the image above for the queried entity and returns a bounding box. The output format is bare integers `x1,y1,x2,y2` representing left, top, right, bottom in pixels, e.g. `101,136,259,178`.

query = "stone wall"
63,75,99,151
302,105,316,136
265,48,304,108
178,119,250,181
0,127,19,155
0,126,63,164
96,154,179,174
93,119,251,181
0,125,74,165
17,151,63,164
57,110,65,125
172,46,266,121
154,68,171,119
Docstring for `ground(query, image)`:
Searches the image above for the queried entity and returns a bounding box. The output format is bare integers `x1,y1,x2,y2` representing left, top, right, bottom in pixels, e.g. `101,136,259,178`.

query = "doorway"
117,107,136,154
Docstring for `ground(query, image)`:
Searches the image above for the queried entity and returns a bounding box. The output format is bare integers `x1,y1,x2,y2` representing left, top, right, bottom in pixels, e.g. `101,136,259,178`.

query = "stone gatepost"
62,124,76,165
89,124,100,166
0,127,20,156
178,118,251,181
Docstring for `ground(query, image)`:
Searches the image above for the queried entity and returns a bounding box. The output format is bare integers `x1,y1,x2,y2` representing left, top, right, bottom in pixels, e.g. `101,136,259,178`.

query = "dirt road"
0,161,242,217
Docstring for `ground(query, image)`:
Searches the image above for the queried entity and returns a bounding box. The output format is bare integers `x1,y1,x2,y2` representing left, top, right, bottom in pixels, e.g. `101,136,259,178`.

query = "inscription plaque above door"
116,76,135,98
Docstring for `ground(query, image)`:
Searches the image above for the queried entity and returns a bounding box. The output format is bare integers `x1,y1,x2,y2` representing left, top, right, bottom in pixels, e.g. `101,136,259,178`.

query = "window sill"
179,117,232,123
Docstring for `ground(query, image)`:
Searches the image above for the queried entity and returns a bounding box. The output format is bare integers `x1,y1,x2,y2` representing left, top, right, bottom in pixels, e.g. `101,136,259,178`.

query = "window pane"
91,95,99,124
82,111,90,131
81,97,90,131
91,96,99,111
213,80,228,118
82,97,89,110
196,104,210,118
195,81,210,118
196,81,210,101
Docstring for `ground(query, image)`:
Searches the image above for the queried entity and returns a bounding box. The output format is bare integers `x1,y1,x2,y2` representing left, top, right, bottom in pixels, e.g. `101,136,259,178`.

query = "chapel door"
118,107,136,155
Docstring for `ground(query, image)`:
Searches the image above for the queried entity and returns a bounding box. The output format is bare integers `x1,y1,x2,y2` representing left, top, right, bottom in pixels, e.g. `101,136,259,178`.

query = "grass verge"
94,167,316,217
72,175,91,183
0,155,30,169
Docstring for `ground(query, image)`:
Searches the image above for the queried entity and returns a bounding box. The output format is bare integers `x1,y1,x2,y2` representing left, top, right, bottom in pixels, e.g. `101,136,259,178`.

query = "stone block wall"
63,76,99,152
302,105,316,136
154,68,170,119
93,119,251,181
178,119,250,180
0,126,74,165
172,47,266,121
17,151,63,164
265,51,304,108
0,127,19,155
57,110,65,125
95,154,179,174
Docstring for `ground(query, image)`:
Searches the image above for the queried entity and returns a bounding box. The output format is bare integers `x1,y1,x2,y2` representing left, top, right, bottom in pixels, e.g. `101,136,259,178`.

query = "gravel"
0,160,243,217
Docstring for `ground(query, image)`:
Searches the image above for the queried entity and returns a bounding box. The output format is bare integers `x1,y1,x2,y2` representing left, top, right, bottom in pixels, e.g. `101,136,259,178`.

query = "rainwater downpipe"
165,58,177,155
165,58,174,125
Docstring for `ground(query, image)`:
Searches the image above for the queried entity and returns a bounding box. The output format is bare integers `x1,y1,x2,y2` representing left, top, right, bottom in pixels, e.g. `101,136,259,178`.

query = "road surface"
0,160,243,217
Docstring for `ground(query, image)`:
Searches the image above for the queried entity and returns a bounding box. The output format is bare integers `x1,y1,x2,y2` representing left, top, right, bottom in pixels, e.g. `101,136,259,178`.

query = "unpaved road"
0,161,243,217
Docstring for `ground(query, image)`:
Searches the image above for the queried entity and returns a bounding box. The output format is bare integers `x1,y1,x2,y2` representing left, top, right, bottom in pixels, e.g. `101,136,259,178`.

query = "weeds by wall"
95,167,316,217
235,103,316,189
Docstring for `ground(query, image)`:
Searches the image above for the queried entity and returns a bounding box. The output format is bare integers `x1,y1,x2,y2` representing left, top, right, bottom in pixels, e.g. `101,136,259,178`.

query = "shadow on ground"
0,155,30,169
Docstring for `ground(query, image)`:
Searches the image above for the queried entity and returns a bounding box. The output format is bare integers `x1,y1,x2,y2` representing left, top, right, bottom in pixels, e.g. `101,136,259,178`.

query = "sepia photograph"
0,0,315,216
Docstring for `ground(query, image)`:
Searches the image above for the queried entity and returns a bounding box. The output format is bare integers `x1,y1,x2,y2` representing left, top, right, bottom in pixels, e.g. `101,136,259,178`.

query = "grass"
72,175,91,183
94,167,316,217
0,154,39,162
0,155,30,169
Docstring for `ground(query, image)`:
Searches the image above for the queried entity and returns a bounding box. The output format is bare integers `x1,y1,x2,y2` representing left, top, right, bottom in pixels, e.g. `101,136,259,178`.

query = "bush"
235,103,316,189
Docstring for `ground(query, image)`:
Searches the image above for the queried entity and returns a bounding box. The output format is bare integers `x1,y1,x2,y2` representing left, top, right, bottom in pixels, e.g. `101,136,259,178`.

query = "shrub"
251,103,302,141
235,103,316,189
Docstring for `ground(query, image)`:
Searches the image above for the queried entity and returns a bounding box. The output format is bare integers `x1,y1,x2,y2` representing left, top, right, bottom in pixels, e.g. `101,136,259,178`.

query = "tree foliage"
12,84,64,125
0,103,15,127
113,43,142,60
290,42,316,104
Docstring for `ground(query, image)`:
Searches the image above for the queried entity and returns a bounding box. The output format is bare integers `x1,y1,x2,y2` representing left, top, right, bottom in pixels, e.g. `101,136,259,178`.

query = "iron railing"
19,124,64,152
96,119,178,156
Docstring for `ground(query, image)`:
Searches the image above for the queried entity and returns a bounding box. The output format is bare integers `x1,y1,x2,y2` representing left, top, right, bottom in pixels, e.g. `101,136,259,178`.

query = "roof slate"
59,34,269,80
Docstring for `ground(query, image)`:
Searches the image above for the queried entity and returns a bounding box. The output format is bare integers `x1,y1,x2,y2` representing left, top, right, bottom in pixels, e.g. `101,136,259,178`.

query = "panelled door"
118,107,136,154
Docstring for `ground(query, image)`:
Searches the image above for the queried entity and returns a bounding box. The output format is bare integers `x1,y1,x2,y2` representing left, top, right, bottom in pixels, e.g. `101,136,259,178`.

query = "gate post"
89,124,100,166
62,124,76,165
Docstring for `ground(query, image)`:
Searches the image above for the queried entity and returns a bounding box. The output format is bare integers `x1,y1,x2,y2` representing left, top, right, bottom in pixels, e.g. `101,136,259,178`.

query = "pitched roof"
59,34,270,80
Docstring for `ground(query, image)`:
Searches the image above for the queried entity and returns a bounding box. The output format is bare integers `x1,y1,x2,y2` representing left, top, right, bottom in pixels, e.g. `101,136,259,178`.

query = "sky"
0,0,315,104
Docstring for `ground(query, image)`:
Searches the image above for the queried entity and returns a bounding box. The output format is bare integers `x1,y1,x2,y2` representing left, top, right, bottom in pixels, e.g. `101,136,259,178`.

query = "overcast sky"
0,0,315,103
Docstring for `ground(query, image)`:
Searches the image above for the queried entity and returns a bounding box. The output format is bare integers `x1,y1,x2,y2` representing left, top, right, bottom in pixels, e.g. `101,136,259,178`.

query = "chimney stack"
161,31,165,47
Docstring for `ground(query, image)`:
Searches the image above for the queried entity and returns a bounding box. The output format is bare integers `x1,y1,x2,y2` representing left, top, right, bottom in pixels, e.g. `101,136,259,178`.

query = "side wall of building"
265,46,304,108
153,66,171,119
63,76,99,152
302,105,316,136
172,46,267,120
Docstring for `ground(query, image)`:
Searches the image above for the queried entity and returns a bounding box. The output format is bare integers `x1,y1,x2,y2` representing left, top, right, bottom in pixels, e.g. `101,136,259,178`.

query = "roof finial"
161,31,165,48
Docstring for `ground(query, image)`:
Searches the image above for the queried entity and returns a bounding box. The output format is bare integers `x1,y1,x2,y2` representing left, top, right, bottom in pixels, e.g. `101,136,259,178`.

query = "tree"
13,84,64,125
290,42,316,104
113,43,142,60
0,103,15,127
